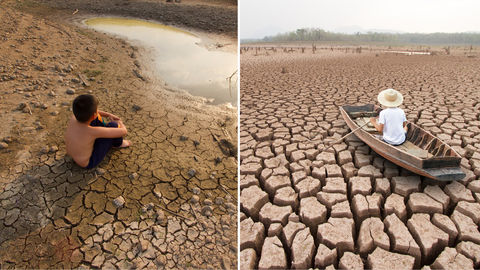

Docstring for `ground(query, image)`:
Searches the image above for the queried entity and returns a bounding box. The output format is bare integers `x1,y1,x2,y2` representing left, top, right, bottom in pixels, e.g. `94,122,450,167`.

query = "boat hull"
340,105,465,181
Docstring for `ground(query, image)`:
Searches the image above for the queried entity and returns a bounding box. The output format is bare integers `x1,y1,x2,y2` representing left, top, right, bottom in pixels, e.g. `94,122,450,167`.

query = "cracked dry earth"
240,48,480,269
0,5,237,269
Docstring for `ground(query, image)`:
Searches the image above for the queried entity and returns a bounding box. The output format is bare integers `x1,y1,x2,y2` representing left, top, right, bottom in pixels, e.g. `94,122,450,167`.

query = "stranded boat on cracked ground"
340,104,466,181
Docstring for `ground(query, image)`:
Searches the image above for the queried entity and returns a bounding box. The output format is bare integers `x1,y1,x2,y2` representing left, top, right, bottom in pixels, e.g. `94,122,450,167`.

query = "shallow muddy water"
85,17,237,106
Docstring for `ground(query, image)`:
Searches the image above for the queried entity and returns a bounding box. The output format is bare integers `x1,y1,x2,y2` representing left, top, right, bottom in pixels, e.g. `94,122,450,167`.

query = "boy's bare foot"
120,140,131,148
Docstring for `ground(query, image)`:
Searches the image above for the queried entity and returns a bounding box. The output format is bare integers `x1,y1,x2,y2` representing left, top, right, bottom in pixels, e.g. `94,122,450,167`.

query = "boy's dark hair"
72,94,98,122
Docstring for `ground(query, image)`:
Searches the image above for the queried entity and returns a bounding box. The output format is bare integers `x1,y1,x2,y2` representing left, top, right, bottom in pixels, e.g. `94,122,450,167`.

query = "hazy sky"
240,0,480,39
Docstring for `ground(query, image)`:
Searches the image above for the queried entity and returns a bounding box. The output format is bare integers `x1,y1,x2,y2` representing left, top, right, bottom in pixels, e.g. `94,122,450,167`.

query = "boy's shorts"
85,118,123,169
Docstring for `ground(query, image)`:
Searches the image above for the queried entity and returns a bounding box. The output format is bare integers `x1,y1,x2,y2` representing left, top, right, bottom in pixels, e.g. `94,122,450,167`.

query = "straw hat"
377,88,403,107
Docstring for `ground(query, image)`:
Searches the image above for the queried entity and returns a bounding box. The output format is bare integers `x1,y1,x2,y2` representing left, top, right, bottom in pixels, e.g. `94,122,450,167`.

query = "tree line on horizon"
259,28,480,45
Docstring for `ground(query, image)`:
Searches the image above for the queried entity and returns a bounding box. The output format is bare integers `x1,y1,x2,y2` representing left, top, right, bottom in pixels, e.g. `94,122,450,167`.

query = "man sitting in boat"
370,88,408,145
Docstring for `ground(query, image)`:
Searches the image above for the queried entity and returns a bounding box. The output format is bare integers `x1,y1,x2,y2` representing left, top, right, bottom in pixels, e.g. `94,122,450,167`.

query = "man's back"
379,107,406,145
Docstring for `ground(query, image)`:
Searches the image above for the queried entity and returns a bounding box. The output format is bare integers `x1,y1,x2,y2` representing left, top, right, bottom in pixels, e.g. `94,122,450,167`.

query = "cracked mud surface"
240,46,480,269
0,3,237,269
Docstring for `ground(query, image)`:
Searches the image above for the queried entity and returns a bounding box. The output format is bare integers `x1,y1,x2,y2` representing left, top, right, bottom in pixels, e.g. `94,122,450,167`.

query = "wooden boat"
340,104,465,181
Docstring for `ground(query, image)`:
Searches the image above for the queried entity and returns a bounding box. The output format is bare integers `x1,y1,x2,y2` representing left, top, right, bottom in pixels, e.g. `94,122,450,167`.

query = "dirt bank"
22,0,237,40
240,47,480,269
0,1,237,269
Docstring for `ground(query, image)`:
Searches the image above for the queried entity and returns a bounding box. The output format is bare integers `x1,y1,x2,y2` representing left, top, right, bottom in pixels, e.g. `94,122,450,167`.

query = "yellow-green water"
85,17,237,106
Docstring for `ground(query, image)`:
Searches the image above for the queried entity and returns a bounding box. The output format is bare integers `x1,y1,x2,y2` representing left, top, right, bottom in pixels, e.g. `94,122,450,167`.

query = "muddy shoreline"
77,15,238,106
32,0,237,39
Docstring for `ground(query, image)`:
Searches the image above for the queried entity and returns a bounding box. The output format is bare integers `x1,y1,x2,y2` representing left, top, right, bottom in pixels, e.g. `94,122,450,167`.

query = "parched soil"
240,46,480,269
0,2,237,269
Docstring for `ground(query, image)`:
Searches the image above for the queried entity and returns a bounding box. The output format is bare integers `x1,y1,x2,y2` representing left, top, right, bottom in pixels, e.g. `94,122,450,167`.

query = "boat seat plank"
349,111,378,118
395,141,431,159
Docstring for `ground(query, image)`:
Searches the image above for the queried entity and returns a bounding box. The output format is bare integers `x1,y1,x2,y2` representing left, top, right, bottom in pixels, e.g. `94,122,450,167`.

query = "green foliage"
262,28,480,45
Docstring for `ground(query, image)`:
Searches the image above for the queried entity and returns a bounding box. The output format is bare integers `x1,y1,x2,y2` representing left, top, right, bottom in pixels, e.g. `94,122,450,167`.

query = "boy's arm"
90,125,127,138
98,110,110,117
117,120,127,132
98,110,121,121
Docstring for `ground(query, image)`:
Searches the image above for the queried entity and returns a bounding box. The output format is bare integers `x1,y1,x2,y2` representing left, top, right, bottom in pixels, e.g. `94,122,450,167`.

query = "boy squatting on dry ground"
65,94,131,168
370,88,408,145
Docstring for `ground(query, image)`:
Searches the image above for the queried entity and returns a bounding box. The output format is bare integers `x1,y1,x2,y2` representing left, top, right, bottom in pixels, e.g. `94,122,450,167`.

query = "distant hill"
256,28,480,45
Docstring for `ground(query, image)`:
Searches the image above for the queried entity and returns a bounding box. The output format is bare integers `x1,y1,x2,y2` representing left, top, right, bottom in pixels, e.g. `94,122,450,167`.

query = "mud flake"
384,193,407,221
455,201,480,223
384,213,421,263
257,236,287,269
4,208,20,226
451,210,480,244
456,241,480,266
291,227,315,269
299,196,327,231
349,176,372,196
259,202,292,227
240,248,257,270
314,244,337,269
444,181,475,204
323,177,347,194
282,221,306,249
392,176,421,197
357,217,390,255
339,252,363,270
273,186,298,210
407,213,449,263
91,212,114,226
367,247,415,270
240,185,269,220
432,247,474,270
294,177,321,199
407,192,443,214
317,217,355,254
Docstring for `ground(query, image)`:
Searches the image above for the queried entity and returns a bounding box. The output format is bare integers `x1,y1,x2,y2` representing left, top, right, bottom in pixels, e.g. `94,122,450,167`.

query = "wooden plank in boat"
349,111,378,118
395,141,430,159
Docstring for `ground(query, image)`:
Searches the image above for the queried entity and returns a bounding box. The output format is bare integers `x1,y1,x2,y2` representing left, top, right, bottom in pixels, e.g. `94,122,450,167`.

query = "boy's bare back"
65,114,129,168
65,115,98,167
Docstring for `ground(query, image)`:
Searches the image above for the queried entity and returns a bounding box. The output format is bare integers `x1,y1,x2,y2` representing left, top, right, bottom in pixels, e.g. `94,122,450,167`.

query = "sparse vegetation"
83,69,102,77
75,29,95,39
259,28,480,46
100,56,109,63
